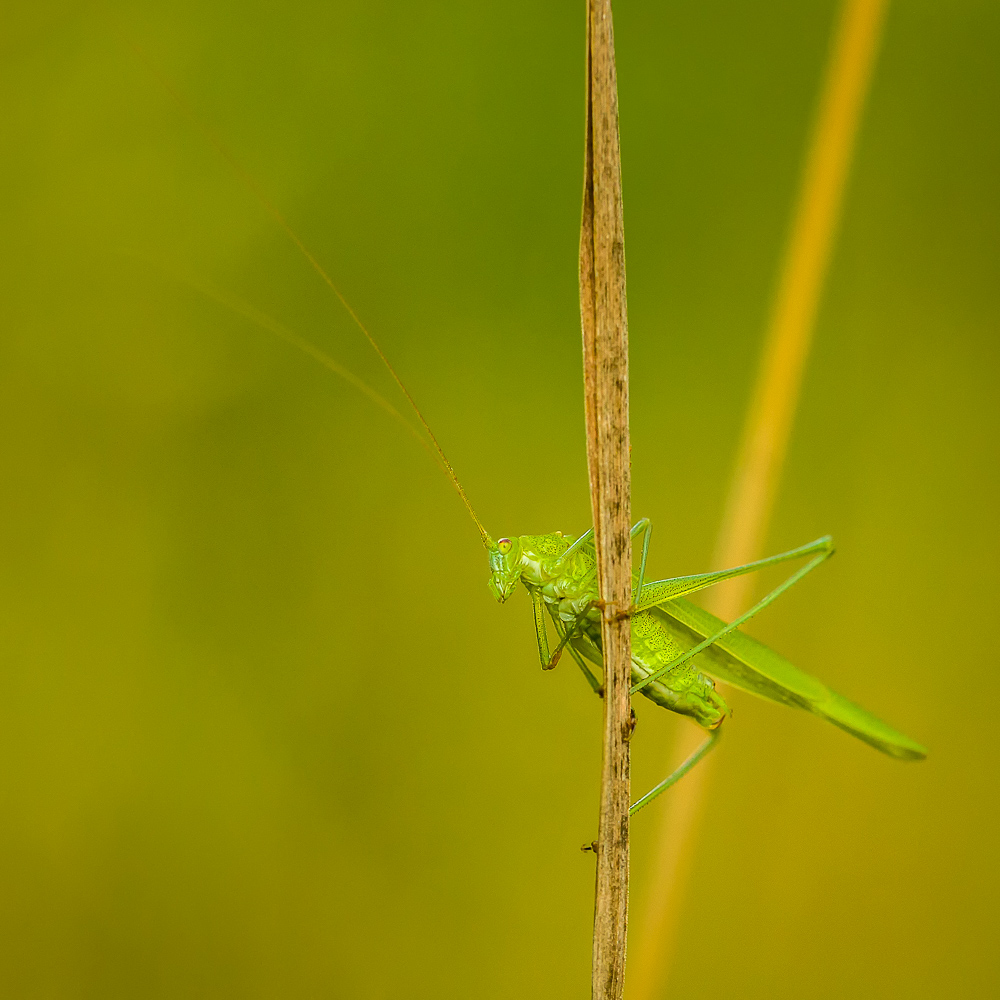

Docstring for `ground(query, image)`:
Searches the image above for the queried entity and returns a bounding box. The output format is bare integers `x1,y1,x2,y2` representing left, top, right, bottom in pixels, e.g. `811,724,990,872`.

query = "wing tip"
885,740,928,762
818,694,928,761
827,716,928,762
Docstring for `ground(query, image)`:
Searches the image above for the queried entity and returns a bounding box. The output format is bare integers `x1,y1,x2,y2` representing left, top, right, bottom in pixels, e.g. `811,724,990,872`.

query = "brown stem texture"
579,1,631,997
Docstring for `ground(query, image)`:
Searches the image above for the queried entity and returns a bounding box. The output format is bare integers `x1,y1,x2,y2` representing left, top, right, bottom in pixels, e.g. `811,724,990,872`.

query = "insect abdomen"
630,611,727,729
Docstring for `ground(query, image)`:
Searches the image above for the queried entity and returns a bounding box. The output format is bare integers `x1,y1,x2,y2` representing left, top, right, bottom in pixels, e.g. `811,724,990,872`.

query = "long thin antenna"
129,42,492,549
163,262,440,461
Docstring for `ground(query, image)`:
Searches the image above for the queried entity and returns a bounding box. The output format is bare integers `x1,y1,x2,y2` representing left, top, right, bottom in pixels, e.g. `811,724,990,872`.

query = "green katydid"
200,250,928,817
156,58,927,818
485,526,926,814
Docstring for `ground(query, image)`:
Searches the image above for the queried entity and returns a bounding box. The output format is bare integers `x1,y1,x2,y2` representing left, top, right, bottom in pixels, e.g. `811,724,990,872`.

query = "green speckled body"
514,532,728,729
486,526,927,765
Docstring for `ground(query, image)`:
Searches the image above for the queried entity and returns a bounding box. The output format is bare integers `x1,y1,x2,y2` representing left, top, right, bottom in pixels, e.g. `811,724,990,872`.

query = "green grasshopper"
275,318,928,814
484,526,925,814
196,190,927,820
158,60,927,817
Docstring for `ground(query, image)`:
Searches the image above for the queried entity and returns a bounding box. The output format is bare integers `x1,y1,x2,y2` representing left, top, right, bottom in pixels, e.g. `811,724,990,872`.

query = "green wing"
654,597,927,761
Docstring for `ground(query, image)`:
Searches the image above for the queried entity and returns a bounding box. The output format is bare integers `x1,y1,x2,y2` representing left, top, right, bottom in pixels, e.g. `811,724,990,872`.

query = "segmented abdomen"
591,610,727,729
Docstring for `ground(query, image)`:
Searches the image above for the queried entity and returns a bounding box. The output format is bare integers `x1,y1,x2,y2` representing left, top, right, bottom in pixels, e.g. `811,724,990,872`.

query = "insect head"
488,536,523,604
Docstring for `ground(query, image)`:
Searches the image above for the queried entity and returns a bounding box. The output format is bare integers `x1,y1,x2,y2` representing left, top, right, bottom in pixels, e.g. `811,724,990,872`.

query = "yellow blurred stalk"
627,1,890,996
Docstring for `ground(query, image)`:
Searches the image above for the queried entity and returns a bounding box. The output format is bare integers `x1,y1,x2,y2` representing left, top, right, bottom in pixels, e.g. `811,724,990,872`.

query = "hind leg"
629,727,721,816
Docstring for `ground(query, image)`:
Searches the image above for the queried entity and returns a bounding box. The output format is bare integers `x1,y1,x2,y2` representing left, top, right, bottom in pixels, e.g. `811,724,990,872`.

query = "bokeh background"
2,1,998,996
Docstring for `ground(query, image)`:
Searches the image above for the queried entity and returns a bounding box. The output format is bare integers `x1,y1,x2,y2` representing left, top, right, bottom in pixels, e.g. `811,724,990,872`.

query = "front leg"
529,589,553,668
544,600,603,669
529,589,603,695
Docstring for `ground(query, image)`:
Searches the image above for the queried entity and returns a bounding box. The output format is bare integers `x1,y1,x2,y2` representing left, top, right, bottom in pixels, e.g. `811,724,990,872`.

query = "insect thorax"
517,532,599,623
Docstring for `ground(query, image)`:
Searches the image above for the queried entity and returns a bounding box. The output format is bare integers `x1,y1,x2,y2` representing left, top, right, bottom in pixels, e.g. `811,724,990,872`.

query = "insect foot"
622,708,637,742
594,598,632,624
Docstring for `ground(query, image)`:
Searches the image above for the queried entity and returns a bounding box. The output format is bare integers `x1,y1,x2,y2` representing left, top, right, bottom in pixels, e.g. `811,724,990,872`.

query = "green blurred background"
2,1,998,996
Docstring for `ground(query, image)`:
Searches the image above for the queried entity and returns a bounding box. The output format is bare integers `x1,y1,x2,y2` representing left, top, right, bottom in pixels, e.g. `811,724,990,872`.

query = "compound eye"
498,538,512,554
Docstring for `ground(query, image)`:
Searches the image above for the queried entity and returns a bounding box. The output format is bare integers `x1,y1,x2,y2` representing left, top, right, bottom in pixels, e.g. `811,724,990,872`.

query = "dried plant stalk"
628,2,891,997
579,0,632,997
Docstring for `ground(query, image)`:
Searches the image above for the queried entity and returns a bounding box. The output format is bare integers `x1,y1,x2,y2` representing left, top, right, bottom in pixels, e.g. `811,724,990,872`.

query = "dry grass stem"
628,2,890,996
579,1,632,997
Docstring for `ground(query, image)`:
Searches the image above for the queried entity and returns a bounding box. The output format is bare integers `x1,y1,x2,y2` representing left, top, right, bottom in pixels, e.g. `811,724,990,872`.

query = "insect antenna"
158,264,434,458
130,43,493,549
